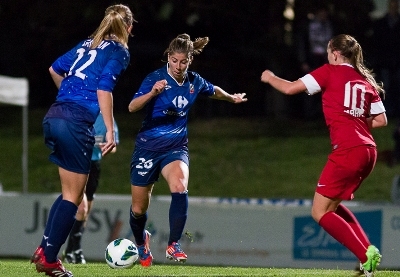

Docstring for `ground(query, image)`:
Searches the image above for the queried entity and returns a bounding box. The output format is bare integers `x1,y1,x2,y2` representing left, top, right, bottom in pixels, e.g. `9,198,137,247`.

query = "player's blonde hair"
163,33,209,58
328,34,385,97
90,4,135,49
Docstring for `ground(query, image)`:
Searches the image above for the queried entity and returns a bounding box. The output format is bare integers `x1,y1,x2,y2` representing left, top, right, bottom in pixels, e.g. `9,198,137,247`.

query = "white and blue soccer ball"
105,238,138,269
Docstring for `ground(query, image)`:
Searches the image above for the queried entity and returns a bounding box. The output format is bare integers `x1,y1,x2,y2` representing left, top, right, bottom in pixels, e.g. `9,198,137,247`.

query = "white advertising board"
0,193,399,269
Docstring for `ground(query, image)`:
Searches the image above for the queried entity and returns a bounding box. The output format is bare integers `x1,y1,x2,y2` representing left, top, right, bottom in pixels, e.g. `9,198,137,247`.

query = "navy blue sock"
45,200,77,263
40,194,63,249
129,207,147,246
168,192,188,245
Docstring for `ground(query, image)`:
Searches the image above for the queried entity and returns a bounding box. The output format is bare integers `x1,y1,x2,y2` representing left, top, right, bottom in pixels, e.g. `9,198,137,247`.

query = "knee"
311,207,323,223
76,197,89,220
131,205,147,217
169,183,188,193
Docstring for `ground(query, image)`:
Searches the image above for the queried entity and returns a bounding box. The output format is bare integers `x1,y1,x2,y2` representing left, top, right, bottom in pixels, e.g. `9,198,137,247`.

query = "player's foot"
362,245,381,277
62,250,76,264
74,249,87,264
137,230,153,267
30,246,44,264
36,255,73,277
166,242,187,263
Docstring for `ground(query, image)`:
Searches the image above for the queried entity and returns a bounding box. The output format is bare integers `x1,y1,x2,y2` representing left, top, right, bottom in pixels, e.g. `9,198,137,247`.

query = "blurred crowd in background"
0,0,399,120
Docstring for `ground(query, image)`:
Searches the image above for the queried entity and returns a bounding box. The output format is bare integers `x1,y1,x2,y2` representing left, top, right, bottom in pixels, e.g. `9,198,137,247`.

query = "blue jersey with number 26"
133,65,215,151
51,39,130,118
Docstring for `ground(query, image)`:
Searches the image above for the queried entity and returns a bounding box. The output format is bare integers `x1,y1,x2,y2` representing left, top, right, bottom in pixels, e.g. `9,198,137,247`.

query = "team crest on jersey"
189,83,194,93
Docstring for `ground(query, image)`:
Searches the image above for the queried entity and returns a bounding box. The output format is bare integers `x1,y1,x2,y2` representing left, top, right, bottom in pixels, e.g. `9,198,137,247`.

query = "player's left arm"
209,86,247,103
97,90,116,156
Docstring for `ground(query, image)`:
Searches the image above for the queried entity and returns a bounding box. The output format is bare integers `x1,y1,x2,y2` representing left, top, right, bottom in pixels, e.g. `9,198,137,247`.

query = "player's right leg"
129,185,154,267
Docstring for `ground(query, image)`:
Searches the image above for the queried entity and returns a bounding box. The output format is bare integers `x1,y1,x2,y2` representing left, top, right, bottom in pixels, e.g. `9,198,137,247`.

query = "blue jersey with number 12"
51,39,130,119
133,65,215,151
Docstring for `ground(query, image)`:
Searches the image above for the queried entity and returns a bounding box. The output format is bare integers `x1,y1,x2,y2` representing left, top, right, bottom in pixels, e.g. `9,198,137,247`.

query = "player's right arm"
367,113,387,129
128,79,167,112
49,66,64,89
261,70,307,95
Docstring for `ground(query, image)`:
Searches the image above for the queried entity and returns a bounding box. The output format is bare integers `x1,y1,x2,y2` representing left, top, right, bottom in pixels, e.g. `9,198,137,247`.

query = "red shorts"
317,145,377,200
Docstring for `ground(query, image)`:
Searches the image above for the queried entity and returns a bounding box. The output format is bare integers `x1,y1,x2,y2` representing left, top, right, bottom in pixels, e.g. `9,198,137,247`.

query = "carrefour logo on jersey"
163,96,188,117
173,96,188,108
293,210,382,261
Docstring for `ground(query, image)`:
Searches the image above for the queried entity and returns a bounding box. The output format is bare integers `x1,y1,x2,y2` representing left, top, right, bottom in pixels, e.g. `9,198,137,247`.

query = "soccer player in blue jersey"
128,33,247,267
62,113,119,264
30,4,135,277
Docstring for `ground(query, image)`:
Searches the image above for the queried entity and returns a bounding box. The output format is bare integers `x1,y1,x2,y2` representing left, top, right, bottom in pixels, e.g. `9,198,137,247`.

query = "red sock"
335,204,370,248
319,211,367,263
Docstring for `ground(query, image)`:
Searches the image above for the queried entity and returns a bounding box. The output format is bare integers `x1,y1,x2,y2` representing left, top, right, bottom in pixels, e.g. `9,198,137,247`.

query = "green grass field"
1,259,400,277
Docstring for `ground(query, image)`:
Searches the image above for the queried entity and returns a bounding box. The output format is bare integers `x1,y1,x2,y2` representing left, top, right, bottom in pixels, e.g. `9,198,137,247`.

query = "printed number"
68,48,97,80
136,158,153,169
344,81,366,111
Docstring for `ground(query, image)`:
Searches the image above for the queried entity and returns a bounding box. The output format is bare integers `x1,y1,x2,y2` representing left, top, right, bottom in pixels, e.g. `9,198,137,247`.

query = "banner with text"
0,194,399,269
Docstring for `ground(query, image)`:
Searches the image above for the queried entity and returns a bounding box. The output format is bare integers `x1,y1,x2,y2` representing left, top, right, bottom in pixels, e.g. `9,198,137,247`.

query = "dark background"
0,0,379,118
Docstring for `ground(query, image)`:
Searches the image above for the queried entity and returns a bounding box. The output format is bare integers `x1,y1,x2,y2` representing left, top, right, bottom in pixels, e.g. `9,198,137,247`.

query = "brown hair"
163,33,209,58
90,4,135,49
328,34,385,97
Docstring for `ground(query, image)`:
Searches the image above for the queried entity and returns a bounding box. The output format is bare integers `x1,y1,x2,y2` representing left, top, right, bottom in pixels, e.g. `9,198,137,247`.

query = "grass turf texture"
0,105,399,202
1,260,400,277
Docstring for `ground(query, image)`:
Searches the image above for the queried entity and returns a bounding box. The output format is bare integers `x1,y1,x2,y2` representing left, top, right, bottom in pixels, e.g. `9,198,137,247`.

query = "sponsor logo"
114,261,129,267
163,110,186,116
173,96,188,108
344,108,364,117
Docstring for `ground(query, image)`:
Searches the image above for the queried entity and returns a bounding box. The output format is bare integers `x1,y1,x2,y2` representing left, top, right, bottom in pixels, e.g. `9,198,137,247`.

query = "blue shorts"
43,117,95,174
130,146,189,186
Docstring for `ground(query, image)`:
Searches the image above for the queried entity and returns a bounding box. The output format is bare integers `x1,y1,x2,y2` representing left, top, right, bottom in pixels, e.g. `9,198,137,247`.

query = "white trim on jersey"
299,74,321,95
370,101,386,115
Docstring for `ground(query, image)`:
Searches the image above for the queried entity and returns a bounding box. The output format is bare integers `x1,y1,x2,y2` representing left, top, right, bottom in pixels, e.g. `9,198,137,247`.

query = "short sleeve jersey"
133,65,215,151
51,39,130,118
300,64,385,150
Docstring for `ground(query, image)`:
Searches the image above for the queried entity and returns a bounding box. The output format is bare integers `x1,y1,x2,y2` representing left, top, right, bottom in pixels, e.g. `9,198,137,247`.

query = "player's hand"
151,80,168,96
101,130,116,156
231,93,247,104
261,70,275,84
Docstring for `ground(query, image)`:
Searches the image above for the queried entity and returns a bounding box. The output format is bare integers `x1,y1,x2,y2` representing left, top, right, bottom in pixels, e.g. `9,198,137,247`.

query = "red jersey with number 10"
300,63,386,151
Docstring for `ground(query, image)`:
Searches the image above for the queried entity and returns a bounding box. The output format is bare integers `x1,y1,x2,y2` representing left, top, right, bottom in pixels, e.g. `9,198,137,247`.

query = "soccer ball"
105,238,138,269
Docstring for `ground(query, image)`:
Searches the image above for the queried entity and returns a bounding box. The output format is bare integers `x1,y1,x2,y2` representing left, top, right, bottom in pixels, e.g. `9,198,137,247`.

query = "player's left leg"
162,160,189,263
31,194,63,264
335,204,370,247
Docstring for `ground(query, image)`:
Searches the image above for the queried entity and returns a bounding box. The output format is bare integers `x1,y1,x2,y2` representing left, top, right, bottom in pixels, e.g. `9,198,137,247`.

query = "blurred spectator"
370,0,400,118
294,4,335,120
